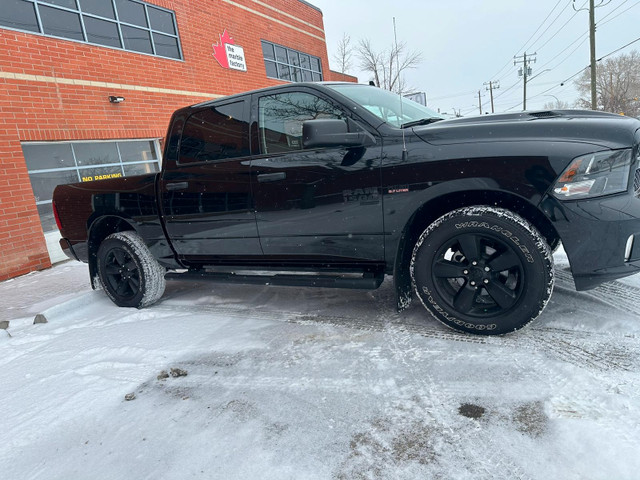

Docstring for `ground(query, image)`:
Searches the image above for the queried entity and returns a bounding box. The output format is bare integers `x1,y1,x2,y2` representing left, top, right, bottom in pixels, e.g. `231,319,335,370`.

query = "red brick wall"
0,0,350,281
328,70,359,83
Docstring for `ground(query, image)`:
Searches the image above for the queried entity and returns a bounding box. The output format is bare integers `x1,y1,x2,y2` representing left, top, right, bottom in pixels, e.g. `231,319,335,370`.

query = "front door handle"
166,181,188,191
257,172,286,183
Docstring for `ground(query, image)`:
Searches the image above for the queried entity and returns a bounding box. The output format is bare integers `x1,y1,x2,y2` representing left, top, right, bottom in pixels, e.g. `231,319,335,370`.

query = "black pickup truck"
52,82,640,334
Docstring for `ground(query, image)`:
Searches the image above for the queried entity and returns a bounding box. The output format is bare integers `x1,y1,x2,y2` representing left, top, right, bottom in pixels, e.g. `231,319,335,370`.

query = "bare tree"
357,38,422,94
574,50,640,117
542,99,571,110
332,33,353,74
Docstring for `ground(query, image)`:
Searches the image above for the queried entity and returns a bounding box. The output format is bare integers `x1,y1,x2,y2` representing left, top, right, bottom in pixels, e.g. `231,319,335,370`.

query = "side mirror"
302,119,375,149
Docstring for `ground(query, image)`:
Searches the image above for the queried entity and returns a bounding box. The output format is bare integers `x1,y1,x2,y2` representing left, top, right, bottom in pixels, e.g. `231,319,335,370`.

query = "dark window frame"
261,40,323,83
0,0,183,60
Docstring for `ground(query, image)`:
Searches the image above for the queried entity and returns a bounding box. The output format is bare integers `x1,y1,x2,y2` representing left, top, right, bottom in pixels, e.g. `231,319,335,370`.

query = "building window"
23,139,162,232
261,40,323,83
0,0,182,60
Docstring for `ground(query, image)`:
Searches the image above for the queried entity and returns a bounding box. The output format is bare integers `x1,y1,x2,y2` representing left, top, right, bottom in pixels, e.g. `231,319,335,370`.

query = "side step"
164,270,384,290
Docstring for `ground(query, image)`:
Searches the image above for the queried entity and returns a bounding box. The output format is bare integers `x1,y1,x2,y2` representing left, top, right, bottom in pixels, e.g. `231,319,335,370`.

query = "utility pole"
514,52,536,111
575,0,606,110
589,0,597,109
478,90,482,114
484,80,500,113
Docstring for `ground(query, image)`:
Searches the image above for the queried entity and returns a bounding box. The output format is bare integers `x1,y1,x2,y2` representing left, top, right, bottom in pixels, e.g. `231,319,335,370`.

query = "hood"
412,110,640,150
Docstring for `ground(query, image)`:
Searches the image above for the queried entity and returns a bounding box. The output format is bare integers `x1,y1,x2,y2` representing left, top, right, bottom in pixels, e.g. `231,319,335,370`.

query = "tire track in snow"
155,299,640,374
376,310,533,479
555,268,640,318
525,328,638,373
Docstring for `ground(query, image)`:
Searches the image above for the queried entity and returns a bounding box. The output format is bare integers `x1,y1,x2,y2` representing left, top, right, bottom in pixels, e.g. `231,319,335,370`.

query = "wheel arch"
88,215,137,288
393,190,560,310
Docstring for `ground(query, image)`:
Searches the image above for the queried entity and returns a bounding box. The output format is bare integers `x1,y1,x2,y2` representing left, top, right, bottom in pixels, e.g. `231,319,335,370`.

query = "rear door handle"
257,172,286,183
166,181,188,191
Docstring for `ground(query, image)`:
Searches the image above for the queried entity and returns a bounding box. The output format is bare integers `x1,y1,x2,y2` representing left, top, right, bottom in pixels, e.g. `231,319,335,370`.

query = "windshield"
326,84,443,128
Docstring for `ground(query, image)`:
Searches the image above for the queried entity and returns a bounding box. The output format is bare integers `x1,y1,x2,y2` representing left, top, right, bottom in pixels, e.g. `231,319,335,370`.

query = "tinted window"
79,0,115,19
278,65,290,81
118,140,158,162
123,162,159,176
29,170,80,202
23,143,75,170
73,142,119,166
1,1,182,60
261,41,323,83
24,139,161,232
299,54,310,70
288,50,300,67
121,24,152,53
264,61,277,78
39,5,83,40
274,45,287,63
258,92,343,154
152,32,179,59
147,6,174,34
84,16,121,47
262,42,274,60
0,1,40,32
115,0,147,27
179,101,250,164
42,0,77,8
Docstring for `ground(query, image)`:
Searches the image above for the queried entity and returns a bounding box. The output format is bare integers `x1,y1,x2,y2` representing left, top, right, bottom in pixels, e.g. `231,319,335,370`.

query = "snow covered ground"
1,249,640,479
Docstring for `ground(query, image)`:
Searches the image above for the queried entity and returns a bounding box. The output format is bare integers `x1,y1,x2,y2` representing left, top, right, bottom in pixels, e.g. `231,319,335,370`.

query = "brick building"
0,0,356,281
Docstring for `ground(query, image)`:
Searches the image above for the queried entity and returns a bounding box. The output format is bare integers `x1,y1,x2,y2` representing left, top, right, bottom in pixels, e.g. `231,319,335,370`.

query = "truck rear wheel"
410,206,554,335
97,231,166,308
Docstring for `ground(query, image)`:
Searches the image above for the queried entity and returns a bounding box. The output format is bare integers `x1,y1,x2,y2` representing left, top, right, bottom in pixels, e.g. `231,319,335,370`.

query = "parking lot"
1,249,639,479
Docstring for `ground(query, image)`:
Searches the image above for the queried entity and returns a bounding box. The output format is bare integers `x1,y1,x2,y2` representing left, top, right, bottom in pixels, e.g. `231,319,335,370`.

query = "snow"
1,249,640,479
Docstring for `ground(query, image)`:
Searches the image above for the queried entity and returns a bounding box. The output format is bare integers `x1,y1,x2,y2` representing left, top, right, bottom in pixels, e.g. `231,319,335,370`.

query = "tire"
410,206,554,335
97,231,166,308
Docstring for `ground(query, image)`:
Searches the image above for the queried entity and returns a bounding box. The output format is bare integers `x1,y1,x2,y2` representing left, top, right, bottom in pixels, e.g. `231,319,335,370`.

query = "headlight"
552,149,633,199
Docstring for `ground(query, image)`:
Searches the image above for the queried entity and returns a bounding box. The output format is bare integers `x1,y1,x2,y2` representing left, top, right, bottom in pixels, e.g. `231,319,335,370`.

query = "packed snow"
1,248,640,479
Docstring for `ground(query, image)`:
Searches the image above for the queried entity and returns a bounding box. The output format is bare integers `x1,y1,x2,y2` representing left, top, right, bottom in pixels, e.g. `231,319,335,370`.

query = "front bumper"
541,192,640,290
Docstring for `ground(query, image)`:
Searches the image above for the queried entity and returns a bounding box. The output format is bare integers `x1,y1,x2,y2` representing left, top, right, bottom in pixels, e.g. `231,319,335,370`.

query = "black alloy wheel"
431,233,524,318
103,246,141,303
97,231,166,308
411,206,554,335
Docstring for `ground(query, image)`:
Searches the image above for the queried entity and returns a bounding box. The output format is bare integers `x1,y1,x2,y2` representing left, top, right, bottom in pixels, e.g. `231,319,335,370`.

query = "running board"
164,271,384,290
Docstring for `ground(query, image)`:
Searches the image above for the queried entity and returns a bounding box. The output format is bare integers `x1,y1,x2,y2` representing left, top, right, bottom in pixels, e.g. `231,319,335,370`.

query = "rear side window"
179,101,250,164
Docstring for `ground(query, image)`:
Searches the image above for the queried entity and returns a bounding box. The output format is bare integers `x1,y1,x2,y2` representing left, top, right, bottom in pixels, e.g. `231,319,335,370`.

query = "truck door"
159,98,261,262
250,89,384,261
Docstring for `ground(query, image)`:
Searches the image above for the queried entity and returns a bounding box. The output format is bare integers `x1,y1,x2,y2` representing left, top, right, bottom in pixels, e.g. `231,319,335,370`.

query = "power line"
533,4,584,52
598,0,634,23
517,0,567,57
487,0,566,82
597,34,640,61
526,0,586,53
491,1,585,90
547,37,590,76
522,34,640,108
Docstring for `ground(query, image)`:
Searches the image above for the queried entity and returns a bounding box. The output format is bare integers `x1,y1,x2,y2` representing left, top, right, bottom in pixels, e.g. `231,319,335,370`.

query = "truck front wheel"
410,206,554,335
97,231,166,308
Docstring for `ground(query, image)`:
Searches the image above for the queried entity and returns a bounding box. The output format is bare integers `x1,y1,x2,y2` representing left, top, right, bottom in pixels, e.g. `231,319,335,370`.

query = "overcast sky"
311,0,640,115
